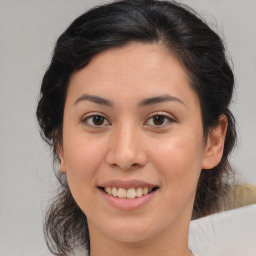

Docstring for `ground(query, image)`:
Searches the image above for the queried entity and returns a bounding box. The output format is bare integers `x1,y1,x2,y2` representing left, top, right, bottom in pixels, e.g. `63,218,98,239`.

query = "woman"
36,0,236,255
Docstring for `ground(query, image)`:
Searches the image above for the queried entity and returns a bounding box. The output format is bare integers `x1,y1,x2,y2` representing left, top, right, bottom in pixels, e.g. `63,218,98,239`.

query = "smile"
102,187,158,199
98,179,160,209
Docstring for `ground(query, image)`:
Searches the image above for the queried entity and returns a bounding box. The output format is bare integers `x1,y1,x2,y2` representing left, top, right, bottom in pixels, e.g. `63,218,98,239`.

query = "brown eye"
145,113,174,127
92,116,105,125
152,115,165,125
83,114,110,127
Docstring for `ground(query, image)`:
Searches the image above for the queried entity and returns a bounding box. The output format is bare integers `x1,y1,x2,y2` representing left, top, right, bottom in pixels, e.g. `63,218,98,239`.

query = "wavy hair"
36,0,237,255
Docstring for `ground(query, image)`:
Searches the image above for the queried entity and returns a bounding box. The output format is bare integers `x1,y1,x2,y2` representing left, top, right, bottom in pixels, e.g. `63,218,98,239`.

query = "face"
59,43,214,245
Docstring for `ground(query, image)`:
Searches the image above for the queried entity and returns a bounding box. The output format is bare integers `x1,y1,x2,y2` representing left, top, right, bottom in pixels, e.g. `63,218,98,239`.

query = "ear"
56,143,67,173
202,114,228,169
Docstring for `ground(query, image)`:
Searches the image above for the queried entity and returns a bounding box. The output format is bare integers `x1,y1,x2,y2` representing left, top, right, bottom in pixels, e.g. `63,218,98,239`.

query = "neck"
89,242,192,256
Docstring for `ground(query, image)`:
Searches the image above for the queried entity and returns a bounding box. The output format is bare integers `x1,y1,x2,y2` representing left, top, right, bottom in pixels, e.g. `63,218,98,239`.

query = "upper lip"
98,179,159,189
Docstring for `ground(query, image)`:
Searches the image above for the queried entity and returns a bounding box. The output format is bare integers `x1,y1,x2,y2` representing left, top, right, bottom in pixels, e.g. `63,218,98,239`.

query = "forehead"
67,43,198,108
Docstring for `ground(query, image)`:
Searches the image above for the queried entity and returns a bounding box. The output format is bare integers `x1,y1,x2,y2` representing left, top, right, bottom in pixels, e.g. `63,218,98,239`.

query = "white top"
189,204,256,256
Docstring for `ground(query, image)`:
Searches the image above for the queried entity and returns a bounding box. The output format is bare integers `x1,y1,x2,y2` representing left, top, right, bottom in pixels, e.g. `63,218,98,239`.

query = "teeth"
127,188,136,199
106,187,112,195
117,188,127,198
143,187,149,195
112,187,118,197
136,187,143,197
104,187,155,199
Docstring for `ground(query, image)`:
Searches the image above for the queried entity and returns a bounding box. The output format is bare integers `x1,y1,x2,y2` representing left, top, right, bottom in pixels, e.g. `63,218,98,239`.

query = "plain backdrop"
0,0,256,255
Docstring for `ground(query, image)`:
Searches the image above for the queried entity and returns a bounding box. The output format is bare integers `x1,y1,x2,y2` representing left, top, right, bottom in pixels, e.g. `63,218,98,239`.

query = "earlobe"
57,144,67,173
59,155,67,173
202,114,228,170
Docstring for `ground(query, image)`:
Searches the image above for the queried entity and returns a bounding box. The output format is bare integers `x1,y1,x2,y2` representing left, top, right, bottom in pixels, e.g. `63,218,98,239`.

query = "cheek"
142,132,205,225
63,134,106,182
148,132,204,189
63,135,108,212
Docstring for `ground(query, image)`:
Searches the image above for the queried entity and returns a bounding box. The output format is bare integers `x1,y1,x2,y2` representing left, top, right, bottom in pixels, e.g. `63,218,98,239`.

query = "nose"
105,124,147,170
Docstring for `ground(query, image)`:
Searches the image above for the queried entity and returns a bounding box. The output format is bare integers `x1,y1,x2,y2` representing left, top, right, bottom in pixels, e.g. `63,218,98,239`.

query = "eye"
82,114,110,127
145,113,174,127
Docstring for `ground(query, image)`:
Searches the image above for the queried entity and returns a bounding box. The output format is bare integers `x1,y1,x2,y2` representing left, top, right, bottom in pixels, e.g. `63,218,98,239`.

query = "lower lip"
99,189,157,210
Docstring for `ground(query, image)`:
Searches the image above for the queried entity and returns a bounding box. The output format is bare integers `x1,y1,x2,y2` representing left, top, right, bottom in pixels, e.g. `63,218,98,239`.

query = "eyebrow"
138,94,185,107
74,94,185,108
74,94,113,106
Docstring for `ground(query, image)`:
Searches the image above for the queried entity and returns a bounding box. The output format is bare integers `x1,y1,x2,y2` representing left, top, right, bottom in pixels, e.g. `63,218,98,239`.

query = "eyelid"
81,112,111,127
144,111,175,126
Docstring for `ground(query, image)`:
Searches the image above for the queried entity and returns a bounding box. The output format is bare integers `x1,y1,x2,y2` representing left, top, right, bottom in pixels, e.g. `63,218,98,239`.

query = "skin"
58,43,227,256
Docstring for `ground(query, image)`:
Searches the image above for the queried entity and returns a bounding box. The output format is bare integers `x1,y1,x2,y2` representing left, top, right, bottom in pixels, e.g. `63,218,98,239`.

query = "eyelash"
145,112,175,127
82,113,110,128
81,112,175,128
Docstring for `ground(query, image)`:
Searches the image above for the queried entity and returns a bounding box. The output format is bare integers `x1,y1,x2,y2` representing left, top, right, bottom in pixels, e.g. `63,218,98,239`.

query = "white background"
0,0,255,255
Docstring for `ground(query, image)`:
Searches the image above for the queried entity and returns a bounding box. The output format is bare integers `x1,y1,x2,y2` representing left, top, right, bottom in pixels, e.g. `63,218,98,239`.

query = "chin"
108,228,154,243
98,217,163,243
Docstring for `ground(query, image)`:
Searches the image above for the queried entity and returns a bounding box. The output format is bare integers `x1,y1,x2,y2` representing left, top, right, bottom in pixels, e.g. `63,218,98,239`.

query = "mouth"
98,180,160,209
98,186,159,199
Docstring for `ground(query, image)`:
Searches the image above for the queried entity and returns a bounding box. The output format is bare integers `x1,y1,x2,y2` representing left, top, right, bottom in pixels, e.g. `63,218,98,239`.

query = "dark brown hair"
36,0,236,255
